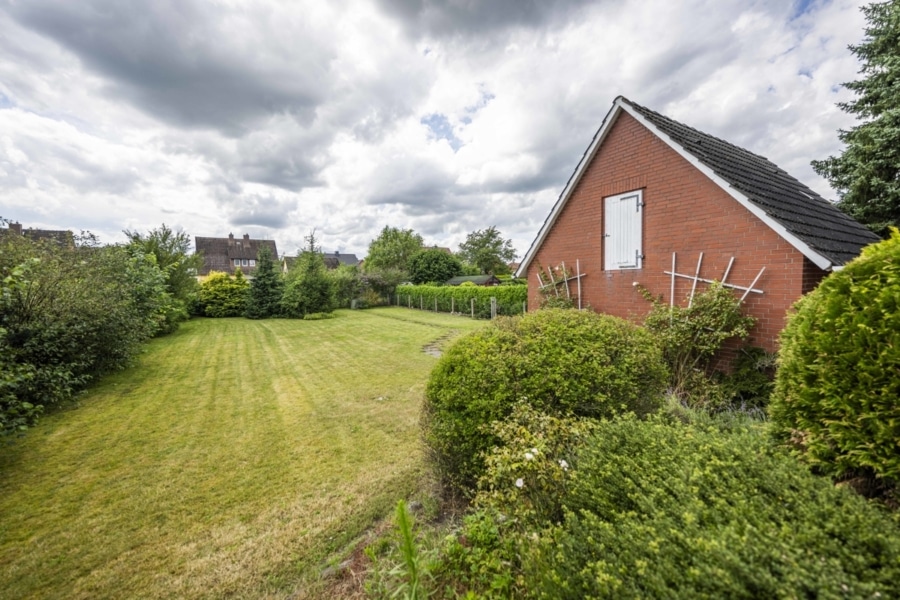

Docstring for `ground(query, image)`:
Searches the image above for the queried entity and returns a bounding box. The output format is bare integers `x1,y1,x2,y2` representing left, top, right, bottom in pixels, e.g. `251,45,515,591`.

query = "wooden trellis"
536,260,586,309
664,252,765,306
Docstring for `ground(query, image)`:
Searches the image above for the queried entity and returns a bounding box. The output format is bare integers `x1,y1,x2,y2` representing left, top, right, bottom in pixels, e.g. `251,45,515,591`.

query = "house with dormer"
195,233,278,277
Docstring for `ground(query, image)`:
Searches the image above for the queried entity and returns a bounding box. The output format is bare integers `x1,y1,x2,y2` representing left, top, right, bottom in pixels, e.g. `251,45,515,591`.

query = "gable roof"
516,96,879,277
195,234,278,275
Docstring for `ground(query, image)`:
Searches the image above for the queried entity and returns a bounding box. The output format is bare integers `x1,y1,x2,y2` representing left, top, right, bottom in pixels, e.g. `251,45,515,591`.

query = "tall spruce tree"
245,246,283,319
812,1,900,237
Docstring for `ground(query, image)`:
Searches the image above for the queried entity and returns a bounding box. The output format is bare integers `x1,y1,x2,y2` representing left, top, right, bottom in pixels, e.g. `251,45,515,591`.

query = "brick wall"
526,112,816,354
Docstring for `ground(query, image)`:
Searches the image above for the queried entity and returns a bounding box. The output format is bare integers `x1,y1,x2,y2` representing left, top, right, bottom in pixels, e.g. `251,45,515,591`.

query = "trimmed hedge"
422,309,667,493
396,284,527,319
529,416,900,599
770,230,900,486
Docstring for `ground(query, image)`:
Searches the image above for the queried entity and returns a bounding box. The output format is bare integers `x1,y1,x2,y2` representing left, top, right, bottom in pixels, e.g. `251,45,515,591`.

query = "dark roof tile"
620,97,880,266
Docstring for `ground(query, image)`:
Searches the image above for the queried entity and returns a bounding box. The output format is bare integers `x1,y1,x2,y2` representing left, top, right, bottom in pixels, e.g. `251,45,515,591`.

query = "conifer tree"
245,246,283,319
281,231,335,317
812,1,900,237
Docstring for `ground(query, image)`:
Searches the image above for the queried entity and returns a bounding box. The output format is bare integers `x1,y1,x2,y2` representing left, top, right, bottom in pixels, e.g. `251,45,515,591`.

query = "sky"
0,0,870,258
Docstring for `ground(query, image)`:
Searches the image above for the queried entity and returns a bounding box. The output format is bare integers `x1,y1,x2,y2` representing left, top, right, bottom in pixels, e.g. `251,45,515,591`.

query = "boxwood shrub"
769,230,900,488
422,309,667,493
528,416,900,599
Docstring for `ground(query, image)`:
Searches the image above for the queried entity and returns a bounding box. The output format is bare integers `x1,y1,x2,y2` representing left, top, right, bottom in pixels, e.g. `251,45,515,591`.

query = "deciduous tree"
408,248,463,284
457,226,516,275
364,226,423,273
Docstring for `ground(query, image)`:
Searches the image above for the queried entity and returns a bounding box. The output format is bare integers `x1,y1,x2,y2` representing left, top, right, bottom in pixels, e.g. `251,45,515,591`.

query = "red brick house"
515,96,879,353
195,233,278,276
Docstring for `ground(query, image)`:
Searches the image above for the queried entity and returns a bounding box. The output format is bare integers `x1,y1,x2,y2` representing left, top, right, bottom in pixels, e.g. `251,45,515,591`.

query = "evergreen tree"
245,246,283,319
812,1,900,237
281,231,335,317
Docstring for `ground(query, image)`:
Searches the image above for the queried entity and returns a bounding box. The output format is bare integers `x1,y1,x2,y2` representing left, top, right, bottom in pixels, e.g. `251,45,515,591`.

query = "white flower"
524,451,534,461
558,459,569,471
515,478,524,488
530,447,539,455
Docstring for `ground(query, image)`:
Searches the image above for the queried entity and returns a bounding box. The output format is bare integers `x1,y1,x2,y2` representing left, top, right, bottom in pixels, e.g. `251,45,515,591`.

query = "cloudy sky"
0,0,869,258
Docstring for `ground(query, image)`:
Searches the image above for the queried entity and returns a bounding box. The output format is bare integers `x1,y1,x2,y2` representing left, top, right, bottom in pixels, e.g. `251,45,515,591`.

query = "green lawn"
0,308,486,600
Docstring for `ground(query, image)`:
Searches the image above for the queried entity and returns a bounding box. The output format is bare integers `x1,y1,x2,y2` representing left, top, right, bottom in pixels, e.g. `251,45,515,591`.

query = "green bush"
430,405,599,598
770,230,900,489
642,282,755,408
197,270,250,317
423,309,667,492
1,233,172,433
528,416,900,599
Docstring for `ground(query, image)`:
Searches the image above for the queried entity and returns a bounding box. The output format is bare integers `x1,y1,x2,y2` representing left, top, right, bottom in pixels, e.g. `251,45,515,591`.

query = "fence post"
491,297,497,319
470,298,474,319
420,295,423,310
434,297,437,312
451,297,454,314
523,301,526,315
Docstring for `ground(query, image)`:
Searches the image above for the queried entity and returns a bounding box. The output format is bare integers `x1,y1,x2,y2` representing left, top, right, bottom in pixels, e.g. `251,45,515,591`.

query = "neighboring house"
2,221,74,247
516,96,879,354
446,275,501,286
195,233,278,276
282,251,360,273
322,251,360,269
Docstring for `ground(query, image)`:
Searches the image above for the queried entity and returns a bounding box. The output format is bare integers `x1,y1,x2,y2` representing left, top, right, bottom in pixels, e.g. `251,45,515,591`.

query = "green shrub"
0,234,172,433
770,230,900,490
397,283,527,318
528,416,900,599
198,270,250,317
642,282,755,408
422,309,667,493
430,405,599,598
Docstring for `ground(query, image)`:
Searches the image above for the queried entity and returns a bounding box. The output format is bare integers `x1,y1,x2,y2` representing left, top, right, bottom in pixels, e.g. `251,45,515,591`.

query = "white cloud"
0,0,870,257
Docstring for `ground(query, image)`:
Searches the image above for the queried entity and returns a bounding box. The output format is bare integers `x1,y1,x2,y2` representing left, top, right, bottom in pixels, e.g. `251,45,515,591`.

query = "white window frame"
249,259,256,267
242,259,249,267
233,259,241,267
604,190,643,270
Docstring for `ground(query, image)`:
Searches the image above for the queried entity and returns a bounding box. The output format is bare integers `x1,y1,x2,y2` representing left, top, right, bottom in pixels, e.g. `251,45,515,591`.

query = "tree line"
198,225,521,319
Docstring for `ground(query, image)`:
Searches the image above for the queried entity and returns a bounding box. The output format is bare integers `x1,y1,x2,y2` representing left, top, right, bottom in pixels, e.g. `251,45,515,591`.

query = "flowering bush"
431,404,598,598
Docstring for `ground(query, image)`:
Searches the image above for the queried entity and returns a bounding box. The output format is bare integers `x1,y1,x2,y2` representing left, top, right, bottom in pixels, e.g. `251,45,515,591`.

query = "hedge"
396,284,527,319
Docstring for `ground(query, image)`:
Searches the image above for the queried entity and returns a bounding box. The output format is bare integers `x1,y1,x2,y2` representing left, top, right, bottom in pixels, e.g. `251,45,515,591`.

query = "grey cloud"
6,1,331,135
376,0,605,37
225,193,297,229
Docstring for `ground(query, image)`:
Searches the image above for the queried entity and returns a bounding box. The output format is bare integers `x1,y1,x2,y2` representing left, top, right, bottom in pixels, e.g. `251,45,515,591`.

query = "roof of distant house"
195,233,278,275
446,275,501,286
2,221,73,246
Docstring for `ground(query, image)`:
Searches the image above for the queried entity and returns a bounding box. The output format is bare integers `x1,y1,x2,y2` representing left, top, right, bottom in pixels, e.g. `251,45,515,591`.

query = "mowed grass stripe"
0,308,485,599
